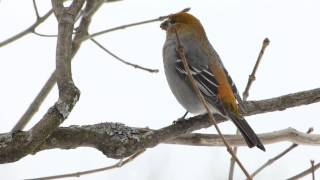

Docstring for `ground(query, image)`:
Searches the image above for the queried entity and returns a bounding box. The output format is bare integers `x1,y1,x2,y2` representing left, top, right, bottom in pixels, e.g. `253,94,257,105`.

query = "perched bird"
161,12,265,151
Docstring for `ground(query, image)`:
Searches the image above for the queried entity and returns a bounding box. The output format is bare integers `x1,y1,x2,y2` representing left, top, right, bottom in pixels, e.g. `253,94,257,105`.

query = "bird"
161,12,265,151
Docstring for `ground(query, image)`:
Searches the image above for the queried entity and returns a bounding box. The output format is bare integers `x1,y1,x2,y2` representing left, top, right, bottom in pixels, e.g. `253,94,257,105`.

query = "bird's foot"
173,111,188,124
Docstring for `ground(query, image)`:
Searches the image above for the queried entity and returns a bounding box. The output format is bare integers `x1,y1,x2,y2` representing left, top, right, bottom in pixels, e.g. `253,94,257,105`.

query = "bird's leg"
173,111,189,124
11,129,22,136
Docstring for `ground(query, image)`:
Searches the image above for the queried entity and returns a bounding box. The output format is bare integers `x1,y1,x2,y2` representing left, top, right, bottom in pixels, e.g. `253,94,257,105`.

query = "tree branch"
168,128,319,147
11,0,160,132
0,0,83,164
90,38,159,73
229,37,270,180
2,87,320,163
249,128,313,178
32,0,41,19
1,124,320,165
11,0,105,132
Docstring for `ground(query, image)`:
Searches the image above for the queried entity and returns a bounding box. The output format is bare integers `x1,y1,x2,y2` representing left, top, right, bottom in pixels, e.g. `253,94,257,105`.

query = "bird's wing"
175,59,226,115
209,45,245,112
222,67,245,112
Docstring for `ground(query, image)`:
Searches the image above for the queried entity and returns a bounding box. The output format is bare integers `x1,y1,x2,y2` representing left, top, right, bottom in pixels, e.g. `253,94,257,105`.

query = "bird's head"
160,12,207,41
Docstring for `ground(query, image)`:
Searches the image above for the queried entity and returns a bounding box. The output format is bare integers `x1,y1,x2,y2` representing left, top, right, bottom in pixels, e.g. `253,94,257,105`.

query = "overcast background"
1,0,320,179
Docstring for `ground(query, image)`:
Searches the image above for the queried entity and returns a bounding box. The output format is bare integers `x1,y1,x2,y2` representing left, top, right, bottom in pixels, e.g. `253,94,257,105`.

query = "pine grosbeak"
161,12,265,151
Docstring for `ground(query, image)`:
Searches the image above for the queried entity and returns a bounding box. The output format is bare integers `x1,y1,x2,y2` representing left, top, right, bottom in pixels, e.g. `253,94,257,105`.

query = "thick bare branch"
2,87,320,163
12,0,105,132
1,124,320,165
0,0,84,164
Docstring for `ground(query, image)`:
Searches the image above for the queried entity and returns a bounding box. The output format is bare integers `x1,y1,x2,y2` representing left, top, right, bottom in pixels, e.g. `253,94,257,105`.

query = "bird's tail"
227,112,265,151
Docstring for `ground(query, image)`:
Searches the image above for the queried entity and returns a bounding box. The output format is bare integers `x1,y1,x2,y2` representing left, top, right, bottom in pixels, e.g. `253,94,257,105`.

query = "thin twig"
173,28,252,179
311,160,315,180
26,150,145,180
90,38,159,73
228,38,270,180
287,162,320,180
0,9,53,48
78,8,190,43
32,31,58,37
32,0,40,19
11,74,56,132
228,145,238,180
250,128,313,179
243,38,270,100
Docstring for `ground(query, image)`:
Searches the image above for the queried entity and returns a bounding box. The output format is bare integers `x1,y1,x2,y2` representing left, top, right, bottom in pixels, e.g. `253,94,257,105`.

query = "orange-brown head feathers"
161,12,207,41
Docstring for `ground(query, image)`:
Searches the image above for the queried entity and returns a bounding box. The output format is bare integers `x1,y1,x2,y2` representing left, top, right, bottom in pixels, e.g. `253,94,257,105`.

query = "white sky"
1,0,320,179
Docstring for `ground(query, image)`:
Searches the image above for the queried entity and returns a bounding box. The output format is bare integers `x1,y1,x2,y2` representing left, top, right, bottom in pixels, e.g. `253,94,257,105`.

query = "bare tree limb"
0,0,84,164
90,38,159,73
11,0,105,132
26,150,145,180
287,162,320,180
2,87,320,163
249,128,313,178
228,37,270,180
2,124,320,165
244,88,320,116
11,6,184,132
167,128,319,146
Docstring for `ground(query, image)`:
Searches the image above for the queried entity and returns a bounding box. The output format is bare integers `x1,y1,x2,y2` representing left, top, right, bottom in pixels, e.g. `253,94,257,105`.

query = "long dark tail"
227,112,265,151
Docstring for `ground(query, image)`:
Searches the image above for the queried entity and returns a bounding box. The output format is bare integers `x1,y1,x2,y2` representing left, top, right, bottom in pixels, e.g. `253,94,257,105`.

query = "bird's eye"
169,19,176,24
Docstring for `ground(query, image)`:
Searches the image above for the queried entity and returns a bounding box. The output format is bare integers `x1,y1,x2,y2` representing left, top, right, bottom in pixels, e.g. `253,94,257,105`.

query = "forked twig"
173,28,252,179
90,38,159,73
287,162,320,180
32,0,40,19
250,128,313,179
26,150,145,180
311,160,315,180
228,38,270,180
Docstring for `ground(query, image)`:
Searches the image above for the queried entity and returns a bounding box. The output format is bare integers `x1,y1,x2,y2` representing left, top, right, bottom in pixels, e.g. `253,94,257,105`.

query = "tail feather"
227,112,265,151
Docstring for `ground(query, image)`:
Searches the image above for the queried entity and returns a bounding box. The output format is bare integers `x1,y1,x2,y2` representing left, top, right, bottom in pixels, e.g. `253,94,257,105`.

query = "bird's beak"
160,20,169,30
